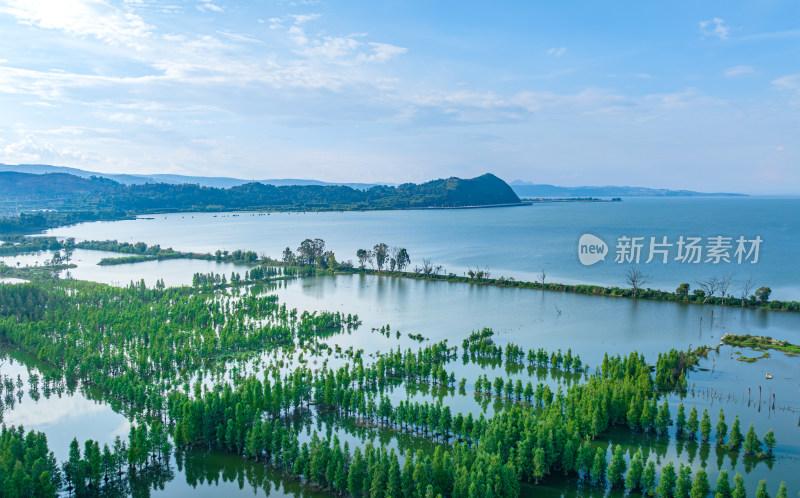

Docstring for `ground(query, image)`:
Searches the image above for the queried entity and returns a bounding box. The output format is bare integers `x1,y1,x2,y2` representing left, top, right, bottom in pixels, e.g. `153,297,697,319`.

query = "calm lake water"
47,197,800,300
3,197,797,495
0,248,250,287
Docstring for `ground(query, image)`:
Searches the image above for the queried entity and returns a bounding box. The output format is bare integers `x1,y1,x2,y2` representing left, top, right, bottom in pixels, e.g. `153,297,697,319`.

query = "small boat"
765,373,773,379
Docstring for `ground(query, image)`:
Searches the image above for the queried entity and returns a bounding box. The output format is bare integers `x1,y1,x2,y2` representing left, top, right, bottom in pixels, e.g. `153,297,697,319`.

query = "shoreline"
4,238,798,313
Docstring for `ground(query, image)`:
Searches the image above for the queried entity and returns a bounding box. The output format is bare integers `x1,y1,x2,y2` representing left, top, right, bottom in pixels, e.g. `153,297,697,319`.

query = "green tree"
356,249,371,269
775,482,786,498
728,416,743,450
690,468,711,498
656,462,677,498
607,445,626,488
373,243,389,271
676,403,687,436
755,287,771,304
688,406,699,438
763,430,776,456
642,461,656,495
716,409,728,446
715,470,732,498
656,399,671,436
700,409,712,442
65,438,85,494
348,447,367,498
732,472,746,498
743,424,761,455
625,451,644,491
393,247,410,271
590,447,607,485
755,480,769,498
676,464,693,498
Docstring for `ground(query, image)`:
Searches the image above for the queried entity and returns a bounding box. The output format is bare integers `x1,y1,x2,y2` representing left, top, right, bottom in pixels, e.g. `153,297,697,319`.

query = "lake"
3,196,798,495
47,197,800,300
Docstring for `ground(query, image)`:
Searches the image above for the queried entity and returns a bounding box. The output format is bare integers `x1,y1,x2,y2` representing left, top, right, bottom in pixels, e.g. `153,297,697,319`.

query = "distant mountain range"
509,180,745,197
0,164,393,190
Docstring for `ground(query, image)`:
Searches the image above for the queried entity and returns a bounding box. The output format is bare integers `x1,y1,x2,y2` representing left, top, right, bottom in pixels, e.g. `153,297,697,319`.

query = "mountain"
0,172,118,197
0,171,521,233
64,172,520,212
0,164,392,190
509,181,745,197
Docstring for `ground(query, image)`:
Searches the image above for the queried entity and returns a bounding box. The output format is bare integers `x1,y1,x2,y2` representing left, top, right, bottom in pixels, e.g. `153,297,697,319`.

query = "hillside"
0,171,520,234
65,173,519,212
0,172,117,197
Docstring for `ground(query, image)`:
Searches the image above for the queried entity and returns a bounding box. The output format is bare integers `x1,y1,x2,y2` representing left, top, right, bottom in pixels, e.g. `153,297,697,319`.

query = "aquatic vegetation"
722,334,800,357
0,276,791,496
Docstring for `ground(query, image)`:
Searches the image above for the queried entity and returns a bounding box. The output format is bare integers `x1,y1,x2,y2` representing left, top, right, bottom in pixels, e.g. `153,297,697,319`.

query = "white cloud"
0,134,93,164
0,0,153,50
699,17,729,40
547,47,567,57
216,31,262,44
358,42,408,63
275,15,406,66
644,88,727,110
290,13,320,25
724,65,755,77
772,74,800,92
99,111,171,128
196,2,223,13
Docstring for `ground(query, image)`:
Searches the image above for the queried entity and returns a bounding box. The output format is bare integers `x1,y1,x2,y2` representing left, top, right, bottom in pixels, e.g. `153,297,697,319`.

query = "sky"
0,1,798,193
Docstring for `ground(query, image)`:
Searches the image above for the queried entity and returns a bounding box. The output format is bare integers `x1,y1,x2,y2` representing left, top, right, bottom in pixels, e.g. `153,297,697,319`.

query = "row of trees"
675,275,771,306
356,244,411,272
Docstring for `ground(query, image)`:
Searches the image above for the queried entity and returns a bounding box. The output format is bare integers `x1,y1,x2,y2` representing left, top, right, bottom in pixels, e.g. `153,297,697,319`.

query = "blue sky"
0,0,798,193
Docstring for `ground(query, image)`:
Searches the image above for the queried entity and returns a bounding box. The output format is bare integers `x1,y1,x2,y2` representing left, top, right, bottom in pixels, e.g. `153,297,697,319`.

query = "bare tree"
415,258,434,276
695,276,720,304
739,275,755,308
626,267,649,299
719,273,735,305
537,268,547,286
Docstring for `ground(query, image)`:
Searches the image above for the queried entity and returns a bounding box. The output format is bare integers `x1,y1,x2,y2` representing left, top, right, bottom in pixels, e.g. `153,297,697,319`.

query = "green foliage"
0,272,785,497
733,472,746,498
716,409,728,446
716,470,732,498
756,479,769,498
700,409,712,442
690,468,711,498
0,425,61,497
